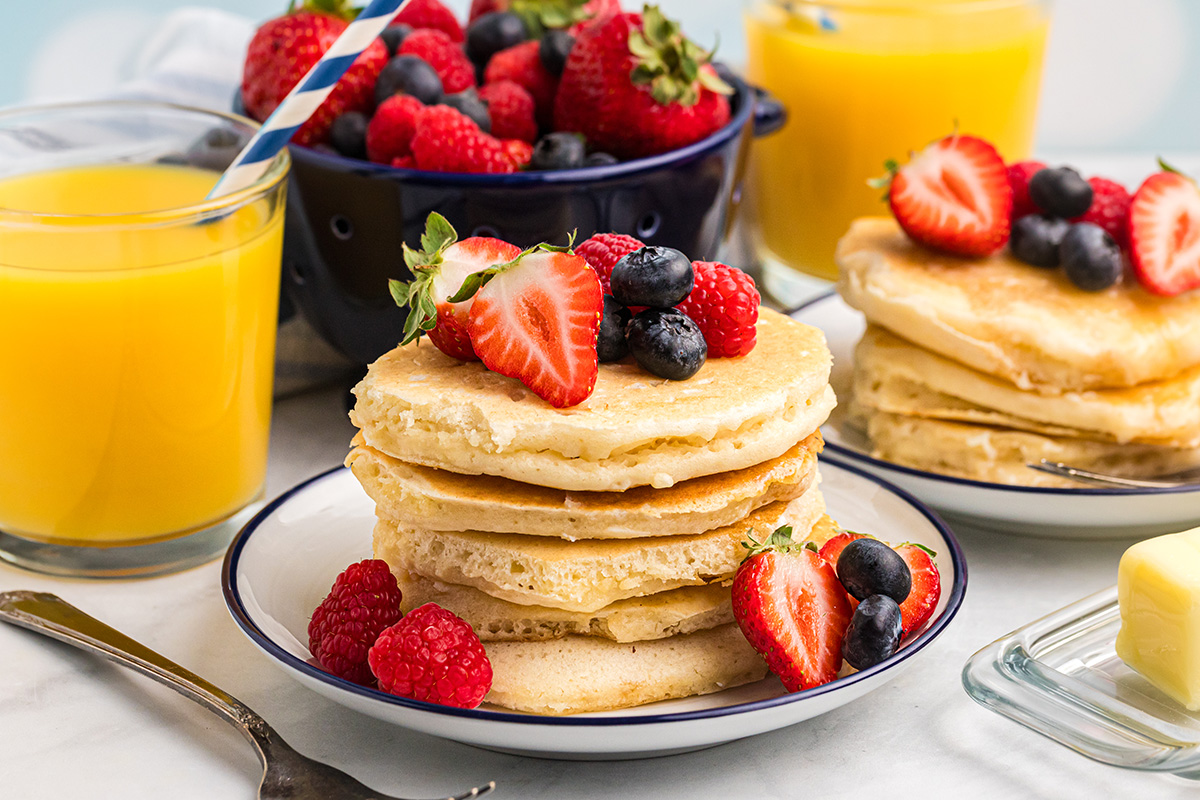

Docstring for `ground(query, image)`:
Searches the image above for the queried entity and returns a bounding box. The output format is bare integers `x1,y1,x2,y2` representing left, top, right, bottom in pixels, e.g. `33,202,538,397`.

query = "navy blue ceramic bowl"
280,77,782,365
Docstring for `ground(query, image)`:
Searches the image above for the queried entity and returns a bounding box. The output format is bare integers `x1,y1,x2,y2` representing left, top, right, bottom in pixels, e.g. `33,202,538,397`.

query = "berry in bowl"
239,0,785,364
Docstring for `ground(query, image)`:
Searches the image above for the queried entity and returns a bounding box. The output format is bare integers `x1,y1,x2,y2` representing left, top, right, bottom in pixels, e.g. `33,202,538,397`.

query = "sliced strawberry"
895,544,941,639
1129,170,1200,296
816,530,868,569
389,213,520,360
732,526,853,692
884,134,1012,258
455,246,602,407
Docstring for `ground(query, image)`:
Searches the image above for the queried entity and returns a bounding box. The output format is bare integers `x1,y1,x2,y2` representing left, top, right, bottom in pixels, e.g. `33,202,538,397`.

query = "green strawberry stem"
511,0,593,37
389,212,460,346
287,0,359,19
741,524,805,561
628,4,732,107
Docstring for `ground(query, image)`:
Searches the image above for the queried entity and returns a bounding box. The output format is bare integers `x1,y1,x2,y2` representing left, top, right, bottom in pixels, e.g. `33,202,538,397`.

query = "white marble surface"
6,154,1200,797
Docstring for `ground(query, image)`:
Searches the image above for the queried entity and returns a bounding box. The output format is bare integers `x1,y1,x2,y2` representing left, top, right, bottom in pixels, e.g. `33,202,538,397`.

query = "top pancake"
351,308,835,491
836,217,1200,391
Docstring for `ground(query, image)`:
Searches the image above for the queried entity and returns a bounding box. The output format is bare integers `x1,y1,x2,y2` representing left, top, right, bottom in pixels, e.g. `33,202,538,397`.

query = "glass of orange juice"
0,101,288,577
744,0,1051,290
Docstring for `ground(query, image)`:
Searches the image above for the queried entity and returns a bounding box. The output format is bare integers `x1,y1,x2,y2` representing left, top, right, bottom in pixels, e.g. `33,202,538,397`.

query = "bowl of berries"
240,0,785,364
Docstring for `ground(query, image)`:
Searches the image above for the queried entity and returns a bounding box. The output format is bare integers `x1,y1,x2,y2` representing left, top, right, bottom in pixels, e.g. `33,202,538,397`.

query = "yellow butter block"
1116,526,1200,710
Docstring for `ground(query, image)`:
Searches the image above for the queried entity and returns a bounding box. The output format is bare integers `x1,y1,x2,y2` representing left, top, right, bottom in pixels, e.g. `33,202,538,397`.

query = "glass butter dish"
963,587,1200,778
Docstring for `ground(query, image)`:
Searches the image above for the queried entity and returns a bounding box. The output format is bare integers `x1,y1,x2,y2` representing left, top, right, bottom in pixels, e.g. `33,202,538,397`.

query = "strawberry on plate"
895,543,941,639
732,525,853,692
242,0,387,147
450,244,603,408
389,212,521,360
1128,167,1200,296
880,134,1013,258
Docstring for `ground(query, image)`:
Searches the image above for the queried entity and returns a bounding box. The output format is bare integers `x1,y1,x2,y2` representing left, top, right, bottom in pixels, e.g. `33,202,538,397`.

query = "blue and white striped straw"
208,0,413,199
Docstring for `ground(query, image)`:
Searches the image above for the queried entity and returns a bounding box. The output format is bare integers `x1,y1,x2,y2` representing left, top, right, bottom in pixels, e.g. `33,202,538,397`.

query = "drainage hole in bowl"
636,211,661,239
330,214,354,240
471,224,501,238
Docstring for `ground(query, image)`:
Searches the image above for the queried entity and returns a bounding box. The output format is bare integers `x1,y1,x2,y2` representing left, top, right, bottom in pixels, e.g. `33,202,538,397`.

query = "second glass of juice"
744,0,1050,285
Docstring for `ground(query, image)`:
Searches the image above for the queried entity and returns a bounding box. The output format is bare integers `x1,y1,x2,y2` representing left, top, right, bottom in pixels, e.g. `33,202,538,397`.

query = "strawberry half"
895,544,941,639
732,526,853,692
1128,169,1200,296
881,134,1012,258
389,213,521,360
451,245,603,408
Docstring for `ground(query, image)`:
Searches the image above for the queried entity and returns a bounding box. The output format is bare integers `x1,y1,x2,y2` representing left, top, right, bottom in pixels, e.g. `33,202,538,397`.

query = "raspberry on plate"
1071,176,1132,250
410,105,516,173
478,80,538,143
307,559,403,686
392,0,464,42
675,261,760,358
398,29,476,94
368,602,493,708
1007,160,1046,220
574,232,645,294
365,94,424,164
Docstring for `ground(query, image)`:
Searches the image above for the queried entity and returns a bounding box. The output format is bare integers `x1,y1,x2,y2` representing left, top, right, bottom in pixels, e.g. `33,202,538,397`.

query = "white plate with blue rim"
791,292,1200,540
222,457,966,760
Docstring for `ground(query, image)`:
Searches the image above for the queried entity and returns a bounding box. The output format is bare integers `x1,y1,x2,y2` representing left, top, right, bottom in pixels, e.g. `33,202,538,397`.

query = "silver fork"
0,591,494,800
1027,459,1200,489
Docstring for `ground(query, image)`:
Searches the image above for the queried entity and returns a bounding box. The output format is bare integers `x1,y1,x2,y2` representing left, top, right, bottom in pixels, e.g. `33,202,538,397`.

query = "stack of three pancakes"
346,310,837,714
836,218,1200,486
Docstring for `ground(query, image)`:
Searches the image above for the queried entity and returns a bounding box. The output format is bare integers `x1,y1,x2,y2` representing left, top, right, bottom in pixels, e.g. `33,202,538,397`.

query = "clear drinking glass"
0,101,289,577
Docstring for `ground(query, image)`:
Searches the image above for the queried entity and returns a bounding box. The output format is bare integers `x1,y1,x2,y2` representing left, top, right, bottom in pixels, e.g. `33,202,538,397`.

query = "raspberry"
391,154,417,168
575,232,644,294
478,80,538,143
1007,160,1046,220
502,138,533,169
676,261,760,358
392,0,463,43
1072,176,1132,249
366,94,424,164
410,105,516,173
398,29,476,94
485,41,558,128
307,560,403,686
368,603,493,708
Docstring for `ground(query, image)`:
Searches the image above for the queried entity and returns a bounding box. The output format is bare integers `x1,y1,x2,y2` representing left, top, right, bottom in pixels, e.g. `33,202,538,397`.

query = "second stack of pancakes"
346,309,836,715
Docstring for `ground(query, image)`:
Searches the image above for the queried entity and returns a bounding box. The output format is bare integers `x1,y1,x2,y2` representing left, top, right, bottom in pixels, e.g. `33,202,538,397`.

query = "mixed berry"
880,133,1200,297
240,0,734,174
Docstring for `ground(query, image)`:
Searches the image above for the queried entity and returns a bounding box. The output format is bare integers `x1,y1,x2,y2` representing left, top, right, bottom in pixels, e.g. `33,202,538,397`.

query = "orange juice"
745,0,1049,280
0,163,284,544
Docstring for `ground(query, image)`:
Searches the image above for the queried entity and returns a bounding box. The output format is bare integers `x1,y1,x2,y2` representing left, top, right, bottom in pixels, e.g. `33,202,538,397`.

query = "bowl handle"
750,86,788,138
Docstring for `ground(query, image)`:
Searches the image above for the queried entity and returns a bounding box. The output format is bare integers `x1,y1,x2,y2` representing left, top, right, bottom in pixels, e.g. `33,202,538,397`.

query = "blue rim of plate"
221,454,966,727
791,291,1200,499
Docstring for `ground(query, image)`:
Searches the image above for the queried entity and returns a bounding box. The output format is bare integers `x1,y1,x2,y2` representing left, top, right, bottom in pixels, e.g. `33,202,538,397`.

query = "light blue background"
5,0,1198,153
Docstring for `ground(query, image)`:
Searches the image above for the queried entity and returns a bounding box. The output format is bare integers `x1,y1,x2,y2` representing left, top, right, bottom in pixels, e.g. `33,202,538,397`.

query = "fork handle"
0,590,281,761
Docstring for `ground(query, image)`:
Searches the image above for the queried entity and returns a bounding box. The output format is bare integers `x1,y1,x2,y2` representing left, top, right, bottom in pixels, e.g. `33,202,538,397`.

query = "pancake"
373,483,826,612
853,326,1200,447
483,623,768,715
836,217,1200,391
348,430,823,540
862,409,1200,488
351,308,836,491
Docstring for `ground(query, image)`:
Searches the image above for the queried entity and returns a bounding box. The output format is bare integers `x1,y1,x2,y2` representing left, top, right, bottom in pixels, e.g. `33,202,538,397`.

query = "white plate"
792,292,1200,539
221,458,965,760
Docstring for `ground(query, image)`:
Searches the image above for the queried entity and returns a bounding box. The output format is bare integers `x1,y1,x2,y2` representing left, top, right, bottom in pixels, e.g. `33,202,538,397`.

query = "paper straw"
208,0,412,199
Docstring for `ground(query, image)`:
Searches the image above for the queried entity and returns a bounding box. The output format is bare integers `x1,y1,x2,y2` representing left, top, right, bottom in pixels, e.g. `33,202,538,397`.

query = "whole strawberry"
399,29,477,94
554,6,732,160
574,232,644,293
369,603,493,708
392,0,464,42
242,0,388,147
307,559,403,686
675,261,759,358
409,105,516,173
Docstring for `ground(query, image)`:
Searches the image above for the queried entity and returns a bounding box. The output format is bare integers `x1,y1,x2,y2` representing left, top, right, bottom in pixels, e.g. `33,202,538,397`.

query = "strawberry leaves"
627,4,731,107
390,212,461,345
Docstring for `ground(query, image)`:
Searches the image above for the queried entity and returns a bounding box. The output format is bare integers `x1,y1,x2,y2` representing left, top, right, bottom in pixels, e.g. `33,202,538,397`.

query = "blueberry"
539,30,575,77
375,55,443,106
1029,166,1093,218
1010,214,1070,268
597,296,632,362
466,12,528,67
231,88,246,117
529,132,586,170
1061,222,1123,291
584,152,619,167
842,595,903,671
442,90,491,133
329,111,369,160
625,308,707,380
380,23,413,56
184,126,247,171
836,538,911,603
610,246,694,308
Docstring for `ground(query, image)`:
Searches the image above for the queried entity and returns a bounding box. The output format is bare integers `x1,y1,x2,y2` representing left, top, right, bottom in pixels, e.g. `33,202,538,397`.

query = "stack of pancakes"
836,218,1200,486
346,309,837,714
